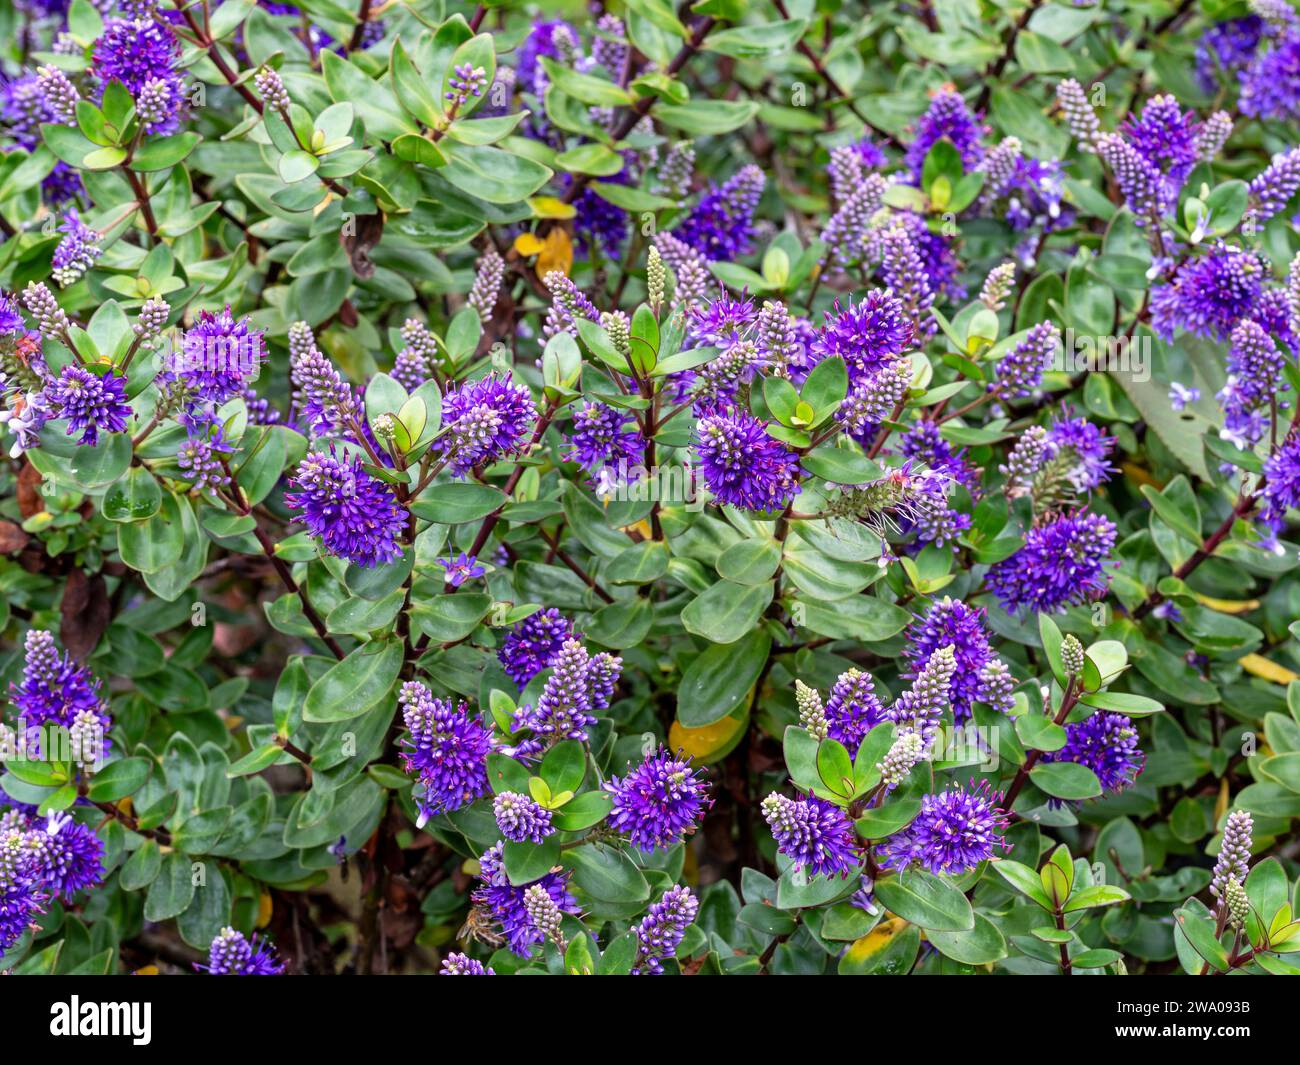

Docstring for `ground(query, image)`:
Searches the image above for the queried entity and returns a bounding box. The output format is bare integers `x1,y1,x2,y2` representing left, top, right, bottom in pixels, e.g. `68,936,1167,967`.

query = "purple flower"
605,748,712,853
8,630,110,737
899,420,979,492
688,293,757,348
902,598,993,724
565,401,645,477
516,20,578,95
439,952,494,975
824,669,888,752
397,681,491,826
197,928,285,975
1210,810,1253,901
1046,415,1116,491
568,172,629,255
498,608,576,688
493,792,554,844
1241,30,1300,122
176,413,233,497
513,638,622,744
905,88,985,178
438,552,485,587
988,510,1118,613
45,366,131,446
993,321,1060,398
288,322,356,437
93,18,185,134
542,272,600,339
811,291,915,382
0,292,25,336
1096,132,1173,225
695,406,802,512
836,360,911,443
1118,94,1200,201
27,812,104,897
878,223,939,328
1261,433,1300,546
676,165,765,261
878,779,1008,875
633,885,698,975
1218,318,1286,449
1249,147,1300,224
167,307,266,406
472,842,579,957
1169,382,1201,411
1043,712,1144,795
0,824,44,953
284,448,407,568
762,792,861,878
891,645,957,745
50,211,101,287
441,373,536,476
1150,244,1264,342
1197,17,1265,92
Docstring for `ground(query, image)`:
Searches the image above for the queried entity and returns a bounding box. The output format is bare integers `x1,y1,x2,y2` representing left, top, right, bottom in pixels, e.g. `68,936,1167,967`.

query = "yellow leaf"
256,891,273,929
845,917,908,964
1240,653,1299,685
1194,594,1260,614
513,232,545,256
619,518,654,538
529,196,577,220
535,227,573,279
669,713,746,763
134,965,159,976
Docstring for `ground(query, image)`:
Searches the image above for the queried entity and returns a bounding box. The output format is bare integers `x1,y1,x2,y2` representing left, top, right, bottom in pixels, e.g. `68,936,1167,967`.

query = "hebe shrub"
0,0,1297,979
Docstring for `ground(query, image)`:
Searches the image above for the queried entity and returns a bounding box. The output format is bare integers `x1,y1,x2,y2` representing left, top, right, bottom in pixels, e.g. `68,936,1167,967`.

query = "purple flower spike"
284,448,407,568
605,748,712,853
878,779,1008,875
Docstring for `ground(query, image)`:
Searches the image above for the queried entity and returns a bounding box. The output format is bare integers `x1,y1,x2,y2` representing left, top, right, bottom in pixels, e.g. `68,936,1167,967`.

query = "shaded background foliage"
0,0,1298,977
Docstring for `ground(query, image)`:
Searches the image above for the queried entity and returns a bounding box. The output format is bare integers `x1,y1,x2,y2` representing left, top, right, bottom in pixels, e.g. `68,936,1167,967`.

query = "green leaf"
925,914,1008,965
677,629,771,727
800,446,881,484
783,727,822,793
656,99,760,135
1063,884,1132,912
302,640,403,723
680,580,773,644
551,791,614,832
816,738,855,799
874,869,974,932
411,483,506,524
86,758,152,802
101,466,162,523
992,859,1053,909
854,799,921,839
440,144,553,204
130,132,201,172
410,594,492,643
119,839,163,891
540,741,586,795
1029,761,1102,801
565,843,650,903
1174,905,1229,971
503,835,562,886
704,19,808,58
540,57,635,107
143,851,195,922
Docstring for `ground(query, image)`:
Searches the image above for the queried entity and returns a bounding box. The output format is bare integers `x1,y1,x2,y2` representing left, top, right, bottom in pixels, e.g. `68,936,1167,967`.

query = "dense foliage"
1,0,1300,978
